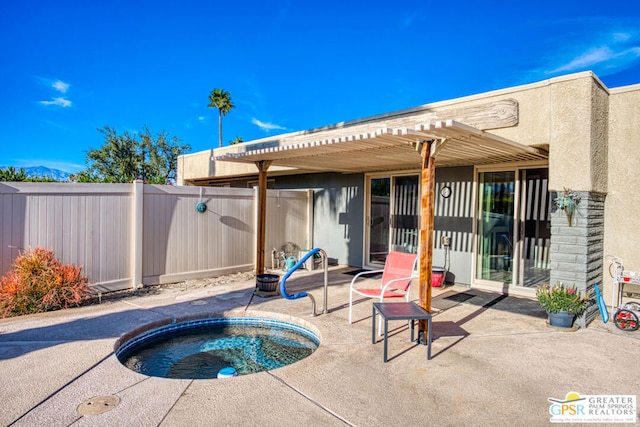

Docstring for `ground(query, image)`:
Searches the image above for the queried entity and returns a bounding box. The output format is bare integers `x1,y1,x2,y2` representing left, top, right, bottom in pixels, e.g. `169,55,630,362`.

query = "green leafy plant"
0,248,90,318
76,125,190,184
536,282,590,316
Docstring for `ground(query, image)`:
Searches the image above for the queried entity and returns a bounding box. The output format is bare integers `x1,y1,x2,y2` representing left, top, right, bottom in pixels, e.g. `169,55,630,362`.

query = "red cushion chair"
348,251,418,333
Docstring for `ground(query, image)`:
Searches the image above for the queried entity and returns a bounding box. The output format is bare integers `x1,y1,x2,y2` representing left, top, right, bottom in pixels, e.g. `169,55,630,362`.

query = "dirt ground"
83,271,257,306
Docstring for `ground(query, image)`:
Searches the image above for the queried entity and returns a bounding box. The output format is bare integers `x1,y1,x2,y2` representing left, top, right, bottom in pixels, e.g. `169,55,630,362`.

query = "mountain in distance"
0,165,72,181
25,166,71,181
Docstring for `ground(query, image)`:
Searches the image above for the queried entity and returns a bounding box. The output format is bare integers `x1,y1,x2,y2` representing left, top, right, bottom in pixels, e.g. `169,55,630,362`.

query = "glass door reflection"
476,171,515,283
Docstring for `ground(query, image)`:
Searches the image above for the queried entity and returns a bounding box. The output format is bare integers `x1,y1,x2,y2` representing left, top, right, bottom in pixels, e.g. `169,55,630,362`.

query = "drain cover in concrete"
77,395,120,415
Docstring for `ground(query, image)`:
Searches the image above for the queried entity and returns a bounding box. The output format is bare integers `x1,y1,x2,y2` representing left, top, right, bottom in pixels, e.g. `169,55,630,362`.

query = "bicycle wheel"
613,309,639,331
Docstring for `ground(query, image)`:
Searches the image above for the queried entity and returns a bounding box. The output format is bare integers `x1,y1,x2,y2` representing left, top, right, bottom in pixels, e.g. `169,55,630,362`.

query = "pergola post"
418,141,435,343
255,160,271,275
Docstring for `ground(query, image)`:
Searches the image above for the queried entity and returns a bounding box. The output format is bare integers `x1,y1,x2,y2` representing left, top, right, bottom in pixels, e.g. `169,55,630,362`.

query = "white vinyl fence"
0,182,312,293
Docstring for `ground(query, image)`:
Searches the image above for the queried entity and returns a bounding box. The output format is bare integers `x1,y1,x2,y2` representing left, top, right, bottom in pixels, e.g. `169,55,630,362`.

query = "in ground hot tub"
115,315,320,379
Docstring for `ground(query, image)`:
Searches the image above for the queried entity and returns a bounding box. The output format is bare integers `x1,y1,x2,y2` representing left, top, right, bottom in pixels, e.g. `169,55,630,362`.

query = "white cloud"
52,80,70,93
251,118,287,131
39,97,72,108
544,27,640,76
549,46,640,74
613,32,631,42
35,78,73,108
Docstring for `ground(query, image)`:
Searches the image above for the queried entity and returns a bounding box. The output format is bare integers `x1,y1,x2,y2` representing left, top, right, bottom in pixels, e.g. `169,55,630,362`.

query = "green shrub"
0,248,90,318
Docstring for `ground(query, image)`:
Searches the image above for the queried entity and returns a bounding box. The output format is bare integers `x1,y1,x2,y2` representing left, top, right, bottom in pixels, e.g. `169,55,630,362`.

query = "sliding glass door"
390,175,420,254
366,174,419,267
368,177,390,266
475,167,550,289
476,171,515,283
519,168,551,287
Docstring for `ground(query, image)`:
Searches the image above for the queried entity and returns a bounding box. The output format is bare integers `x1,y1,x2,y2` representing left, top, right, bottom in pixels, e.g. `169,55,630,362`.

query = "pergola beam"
418,140,435,342
255,160,272,275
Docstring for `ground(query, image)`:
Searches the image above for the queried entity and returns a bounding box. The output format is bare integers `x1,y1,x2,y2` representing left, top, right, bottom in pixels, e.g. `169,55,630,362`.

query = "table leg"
383,319,388,362
410,319,415,342
372,305,376,344
427,317,432,360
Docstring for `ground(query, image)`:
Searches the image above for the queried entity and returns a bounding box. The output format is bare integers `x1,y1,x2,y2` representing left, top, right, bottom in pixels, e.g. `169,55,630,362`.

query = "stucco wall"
590,80,609,193
548,76,609,193
475,73,607,193
178,149,301,185
178,150,214,185
603,84,640,303
548,77,595,192
414,73,607,194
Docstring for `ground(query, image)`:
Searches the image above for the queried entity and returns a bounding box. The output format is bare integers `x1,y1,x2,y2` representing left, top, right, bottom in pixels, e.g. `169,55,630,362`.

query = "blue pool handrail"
279,248,328,316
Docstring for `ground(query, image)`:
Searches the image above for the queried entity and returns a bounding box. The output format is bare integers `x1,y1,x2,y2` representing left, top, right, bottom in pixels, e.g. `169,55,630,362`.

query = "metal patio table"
372,302,432,362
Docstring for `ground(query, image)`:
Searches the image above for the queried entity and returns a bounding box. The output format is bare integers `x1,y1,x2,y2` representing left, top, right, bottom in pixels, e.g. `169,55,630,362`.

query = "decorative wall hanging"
554,188,581,226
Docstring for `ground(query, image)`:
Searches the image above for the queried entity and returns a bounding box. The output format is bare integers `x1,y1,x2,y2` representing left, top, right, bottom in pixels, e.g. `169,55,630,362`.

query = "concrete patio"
1,266,638,426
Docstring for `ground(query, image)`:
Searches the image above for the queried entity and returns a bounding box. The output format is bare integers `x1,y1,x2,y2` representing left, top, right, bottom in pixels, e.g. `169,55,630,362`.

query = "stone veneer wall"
549,192,605,327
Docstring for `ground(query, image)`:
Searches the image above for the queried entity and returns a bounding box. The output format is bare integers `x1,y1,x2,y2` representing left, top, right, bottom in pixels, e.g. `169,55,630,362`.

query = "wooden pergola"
216,120,547,339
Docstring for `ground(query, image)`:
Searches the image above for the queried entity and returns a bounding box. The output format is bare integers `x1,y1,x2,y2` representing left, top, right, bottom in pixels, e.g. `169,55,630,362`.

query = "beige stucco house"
178,71,640,326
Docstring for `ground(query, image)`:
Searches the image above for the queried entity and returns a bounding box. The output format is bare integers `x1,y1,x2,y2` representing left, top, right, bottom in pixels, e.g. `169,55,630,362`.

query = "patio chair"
348,251,418,333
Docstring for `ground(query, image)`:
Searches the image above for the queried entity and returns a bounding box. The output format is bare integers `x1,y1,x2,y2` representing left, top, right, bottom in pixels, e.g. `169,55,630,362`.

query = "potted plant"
554,188,581,226
536,282,591,328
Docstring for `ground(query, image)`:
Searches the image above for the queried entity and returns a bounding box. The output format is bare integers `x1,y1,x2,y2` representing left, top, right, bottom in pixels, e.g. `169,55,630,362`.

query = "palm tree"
208,88,235,148
229,136,243,145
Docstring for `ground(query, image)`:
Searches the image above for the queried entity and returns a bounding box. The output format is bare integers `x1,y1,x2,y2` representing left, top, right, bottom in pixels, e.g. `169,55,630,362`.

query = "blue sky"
1,1,639,173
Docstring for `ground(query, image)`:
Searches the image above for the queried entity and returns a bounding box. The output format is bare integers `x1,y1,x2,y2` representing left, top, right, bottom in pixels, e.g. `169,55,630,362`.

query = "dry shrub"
0,248,90,318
